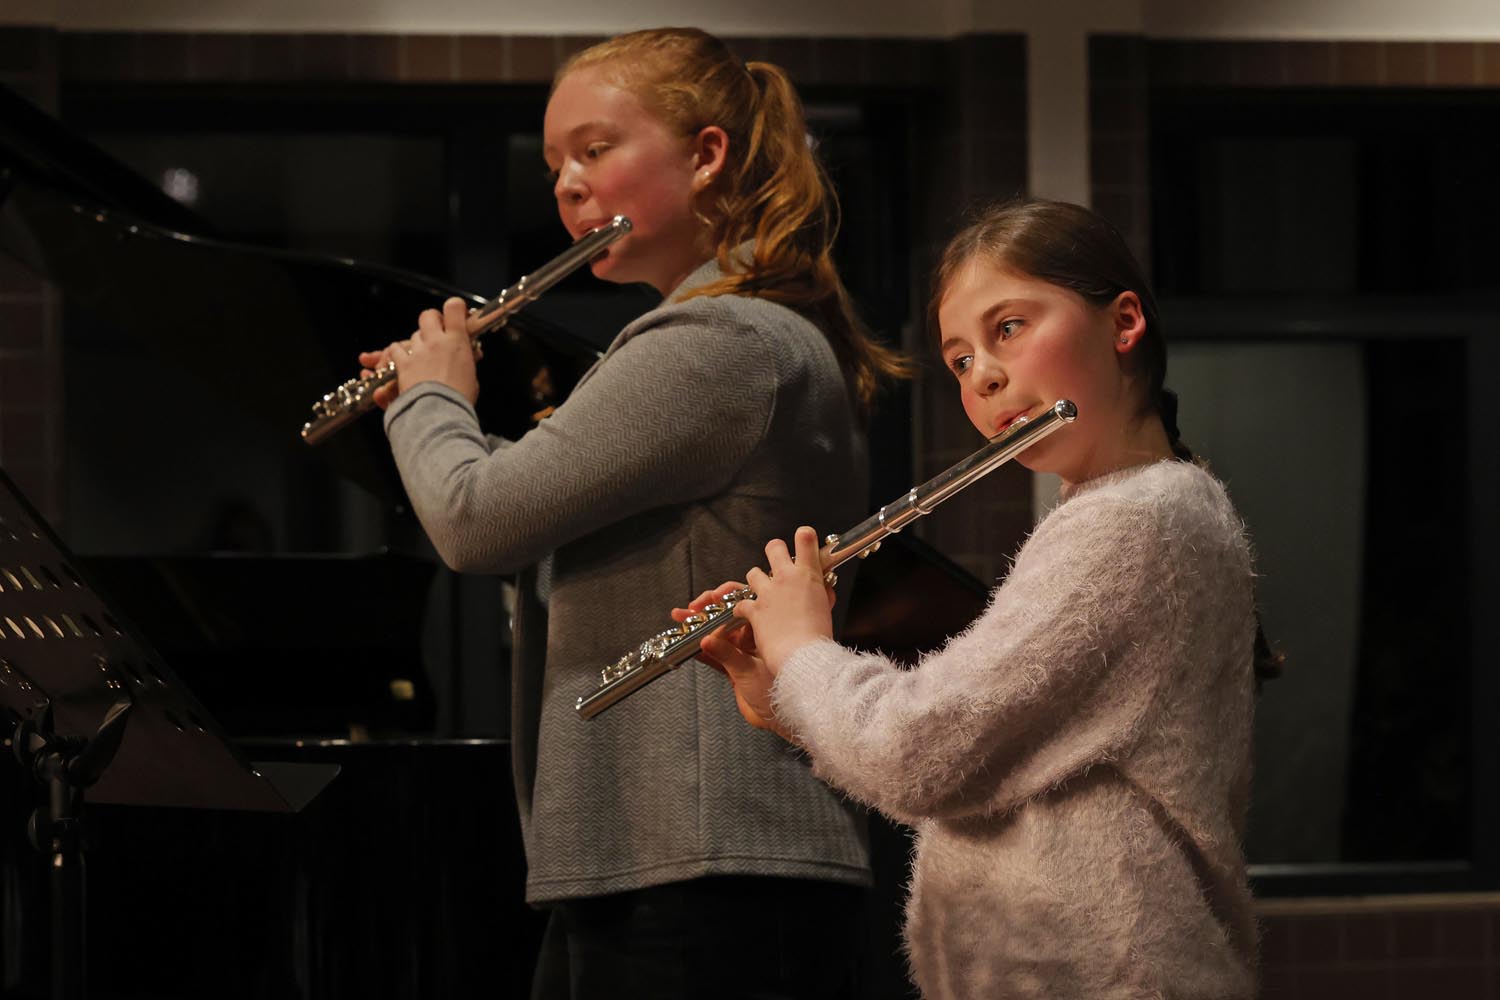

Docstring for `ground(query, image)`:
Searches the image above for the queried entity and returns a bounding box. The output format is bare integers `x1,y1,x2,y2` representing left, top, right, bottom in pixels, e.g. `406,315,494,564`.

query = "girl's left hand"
359,297,480,406
735,525,836,671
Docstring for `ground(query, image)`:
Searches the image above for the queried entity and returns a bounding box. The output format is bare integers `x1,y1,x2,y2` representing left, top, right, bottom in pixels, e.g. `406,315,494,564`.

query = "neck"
658,248,716,298
1062,411,1177,488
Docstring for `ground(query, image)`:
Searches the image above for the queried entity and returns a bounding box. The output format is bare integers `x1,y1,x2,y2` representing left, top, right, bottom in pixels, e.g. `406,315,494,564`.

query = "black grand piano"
0,84,986,999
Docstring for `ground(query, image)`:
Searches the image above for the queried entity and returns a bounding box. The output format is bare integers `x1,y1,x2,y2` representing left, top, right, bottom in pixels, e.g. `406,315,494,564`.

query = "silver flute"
576,398,1078,719
300,215,633,445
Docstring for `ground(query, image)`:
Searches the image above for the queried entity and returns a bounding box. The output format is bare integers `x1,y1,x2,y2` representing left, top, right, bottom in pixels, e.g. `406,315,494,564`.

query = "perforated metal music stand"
0,467,339,1000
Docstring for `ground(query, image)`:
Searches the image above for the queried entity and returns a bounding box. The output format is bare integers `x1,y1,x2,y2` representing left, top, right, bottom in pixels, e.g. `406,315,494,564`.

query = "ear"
690,125,730,192
1110,291,1147,356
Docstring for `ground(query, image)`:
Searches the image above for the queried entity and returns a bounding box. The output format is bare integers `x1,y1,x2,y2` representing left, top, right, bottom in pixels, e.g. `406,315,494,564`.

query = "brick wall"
0,27,63,528
1150,38,1500,89
908,34,1032,587
1087,36,1500,275
1258,894,1500,999
1088,35,1152,274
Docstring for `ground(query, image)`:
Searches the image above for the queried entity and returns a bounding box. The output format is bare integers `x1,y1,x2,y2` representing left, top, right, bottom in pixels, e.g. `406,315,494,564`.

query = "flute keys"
600,655,631,684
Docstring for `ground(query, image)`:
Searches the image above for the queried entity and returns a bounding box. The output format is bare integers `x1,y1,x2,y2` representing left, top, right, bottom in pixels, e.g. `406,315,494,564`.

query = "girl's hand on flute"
676,527,834,740
734,526,836,671
356,341,406,411
675,583,791,739
673,582,750,677
357,297,480,409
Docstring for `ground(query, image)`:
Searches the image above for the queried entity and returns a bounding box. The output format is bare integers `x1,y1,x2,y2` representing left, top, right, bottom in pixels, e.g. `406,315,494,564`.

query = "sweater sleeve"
382,305,778,573
771,493,1174,824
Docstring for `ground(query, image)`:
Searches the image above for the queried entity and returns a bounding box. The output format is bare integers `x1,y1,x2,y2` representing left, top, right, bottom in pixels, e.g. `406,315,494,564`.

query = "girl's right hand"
357,298,480,409
356,343,406,411
674,584,791,738
672,582,751,676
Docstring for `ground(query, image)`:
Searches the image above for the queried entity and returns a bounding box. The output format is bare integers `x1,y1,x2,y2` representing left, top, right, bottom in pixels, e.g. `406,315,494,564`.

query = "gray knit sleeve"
771,494,1179,823
382,305,780,573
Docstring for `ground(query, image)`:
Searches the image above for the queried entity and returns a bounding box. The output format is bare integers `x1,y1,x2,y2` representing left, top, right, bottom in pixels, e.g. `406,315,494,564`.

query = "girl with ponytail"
690,200,1274,997
553,27,907,411
360,26,899,999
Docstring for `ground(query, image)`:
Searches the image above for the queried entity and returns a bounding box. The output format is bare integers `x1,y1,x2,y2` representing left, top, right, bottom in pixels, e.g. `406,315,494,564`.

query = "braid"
1160,387,1283,685
1253,620,1286,688
1158,387,1195,463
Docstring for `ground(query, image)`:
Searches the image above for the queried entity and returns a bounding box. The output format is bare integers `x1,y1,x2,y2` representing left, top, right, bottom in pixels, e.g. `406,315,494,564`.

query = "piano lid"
0,84,602,503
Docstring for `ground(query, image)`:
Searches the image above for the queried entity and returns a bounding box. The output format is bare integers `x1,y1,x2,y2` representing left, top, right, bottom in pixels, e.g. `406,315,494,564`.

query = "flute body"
300,215,632,445
576,398,1078,719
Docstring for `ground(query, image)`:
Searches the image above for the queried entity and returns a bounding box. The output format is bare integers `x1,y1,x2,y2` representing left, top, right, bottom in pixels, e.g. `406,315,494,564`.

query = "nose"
971,352,1006,396
554,159,586,204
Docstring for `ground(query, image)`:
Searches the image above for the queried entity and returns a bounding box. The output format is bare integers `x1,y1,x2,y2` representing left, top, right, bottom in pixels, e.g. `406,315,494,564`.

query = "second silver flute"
576,398,1078,719
300,215,632,445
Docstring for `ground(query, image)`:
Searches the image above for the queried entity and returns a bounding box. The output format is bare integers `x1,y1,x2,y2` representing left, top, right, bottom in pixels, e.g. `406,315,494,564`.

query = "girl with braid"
359,26,905,1000
690,200,1278,999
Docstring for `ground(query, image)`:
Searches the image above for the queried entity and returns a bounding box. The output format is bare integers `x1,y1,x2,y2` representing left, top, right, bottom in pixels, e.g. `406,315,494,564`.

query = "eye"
948,354,973,377
999,319,1022,339
584,142,609,160
543,166,560,184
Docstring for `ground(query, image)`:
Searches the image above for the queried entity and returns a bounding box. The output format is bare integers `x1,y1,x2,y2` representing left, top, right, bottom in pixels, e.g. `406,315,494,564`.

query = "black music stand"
0,468,339,1000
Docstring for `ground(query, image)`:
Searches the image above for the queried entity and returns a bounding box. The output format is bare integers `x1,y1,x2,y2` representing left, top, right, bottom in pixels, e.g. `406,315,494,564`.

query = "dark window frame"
1159,297,1499,899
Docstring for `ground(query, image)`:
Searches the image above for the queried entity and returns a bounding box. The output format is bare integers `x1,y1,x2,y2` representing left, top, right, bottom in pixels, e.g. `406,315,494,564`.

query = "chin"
589,255,627,285
1016,452,1056,477
1013,437,1067,477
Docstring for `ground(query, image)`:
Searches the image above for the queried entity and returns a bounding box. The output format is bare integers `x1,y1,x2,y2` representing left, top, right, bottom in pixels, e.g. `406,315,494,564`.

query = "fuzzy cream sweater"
773,459,1258,999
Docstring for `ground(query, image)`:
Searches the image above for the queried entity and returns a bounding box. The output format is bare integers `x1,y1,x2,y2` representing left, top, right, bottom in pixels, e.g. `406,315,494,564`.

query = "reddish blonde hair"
557,27,909,414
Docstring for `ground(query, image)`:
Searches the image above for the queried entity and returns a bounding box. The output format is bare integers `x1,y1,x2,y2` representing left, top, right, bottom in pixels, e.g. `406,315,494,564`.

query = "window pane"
1171,338,1470,864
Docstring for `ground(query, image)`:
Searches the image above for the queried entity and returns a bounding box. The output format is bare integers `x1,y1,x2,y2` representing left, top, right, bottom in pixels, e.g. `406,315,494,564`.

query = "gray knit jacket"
773,460,1259,999
384,257,872,902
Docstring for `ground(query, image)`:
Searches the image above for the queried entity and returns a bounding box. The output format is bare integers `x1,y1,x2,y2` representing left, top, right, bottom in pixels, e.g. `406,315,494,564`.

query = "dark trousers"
529,875,869,1000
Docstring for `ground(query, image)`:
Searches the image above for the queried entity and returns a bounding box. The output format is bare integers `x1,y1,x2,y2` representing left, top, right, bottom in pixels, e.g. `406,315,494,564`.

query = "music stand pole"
13,699,130,1000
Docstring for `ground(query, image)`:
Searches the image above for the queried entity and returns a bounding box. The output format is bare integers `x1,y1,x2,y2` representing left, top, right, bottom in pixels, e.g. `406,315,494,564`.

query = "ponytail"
687,60,909,415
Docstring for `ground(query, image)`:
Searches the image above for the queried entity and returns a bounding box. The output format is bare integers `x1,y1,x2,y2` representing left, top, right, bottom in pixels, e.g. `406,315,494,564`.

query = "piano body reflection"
0,84,986,998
